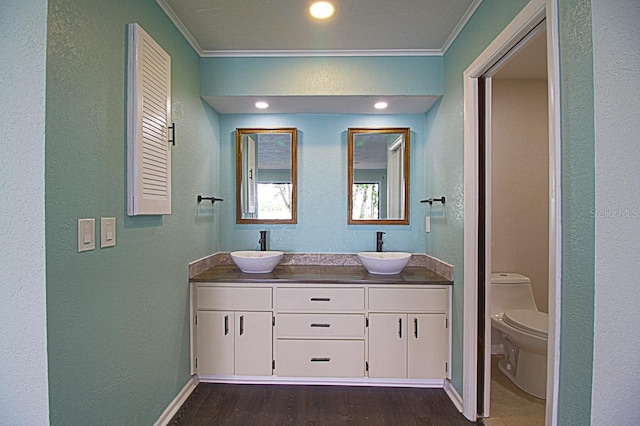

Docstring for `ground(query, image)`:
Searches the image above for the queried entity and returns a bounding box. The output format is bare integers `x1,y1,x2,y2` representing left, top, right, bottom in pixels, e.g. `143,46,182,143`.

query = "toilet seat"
503,309,547,338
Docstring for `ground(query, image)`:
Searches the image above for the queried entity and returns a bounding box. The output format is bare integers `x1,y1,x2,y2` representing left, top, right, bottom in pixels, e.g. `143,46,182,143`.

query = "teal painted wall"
423,0,530,393
200,56,443,96
218,114,426,253
45,0,220,423
557,0,595,424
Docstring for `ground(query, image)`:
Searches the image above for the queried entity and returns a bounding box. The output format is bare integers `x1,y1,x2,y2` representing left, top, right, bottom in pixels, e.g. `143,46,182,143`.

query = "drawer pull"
310,323,331,328
224,315,229,336
414,317,418,338
239,315,244,336
310,297,331,302
398,317,402,338
310,357,331,362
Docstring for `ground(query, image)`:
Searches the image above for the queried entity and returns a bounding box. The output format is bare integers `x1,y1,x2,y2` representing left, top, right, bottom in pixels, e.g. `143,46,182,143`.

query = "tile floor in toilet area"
483,355,546,426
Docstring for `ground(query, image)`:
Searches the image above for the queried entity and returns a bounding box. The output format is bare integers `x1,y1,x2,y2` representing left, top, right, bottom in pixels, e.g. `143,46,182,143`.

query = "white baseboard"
444,379,464,413
154,375,199,426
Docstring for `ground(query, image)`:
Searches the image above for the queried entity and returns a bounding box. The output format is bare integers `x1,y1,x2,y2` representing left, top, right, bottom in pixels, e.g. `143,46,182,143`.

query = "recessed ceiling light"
374,101,388,110
255,101,269,109
310,1,335,19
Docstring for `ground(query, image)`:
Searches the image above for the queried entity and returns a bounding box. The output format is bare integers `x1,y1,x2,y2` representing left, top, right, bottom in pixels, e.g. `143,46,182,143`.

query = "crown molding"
155,0,203,55
441,0,484,54
200,49,442,58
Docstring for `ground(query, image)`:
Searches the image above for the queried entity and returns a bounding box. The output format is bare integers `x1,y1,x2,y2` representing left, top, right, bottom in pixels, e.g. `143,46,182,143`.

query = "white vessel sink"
357,252,412,275
230,251,284,273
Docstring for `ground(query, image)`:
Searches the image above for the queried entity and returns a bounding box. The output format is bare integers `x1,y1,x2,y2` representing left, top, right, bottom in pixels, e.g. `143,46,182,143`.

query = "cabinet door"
234,311,273,376
408,314,448,379
196,311,234,375
368,313,407,378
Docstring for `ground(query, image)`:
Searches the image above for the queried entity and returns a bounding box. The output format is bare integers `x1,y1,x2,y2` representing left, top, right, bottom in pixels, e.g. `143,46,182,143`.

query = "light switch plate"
78,218,95,252
425,216,431,233
101,217,116,248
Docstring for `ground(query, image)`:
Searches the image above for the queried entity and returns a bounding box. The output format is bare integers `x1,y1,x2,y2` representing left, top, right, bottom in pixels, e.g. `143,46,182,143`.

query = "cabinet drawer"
275,287,364,311
276,340,364,377
197,286,272,310
276,314,365,338
369,288,447,312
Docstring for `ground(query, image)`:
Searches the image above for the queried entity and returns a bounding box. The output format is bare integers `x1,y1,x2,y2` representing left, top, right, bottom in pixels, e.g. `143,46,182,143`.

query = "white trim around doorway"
461,0,561,424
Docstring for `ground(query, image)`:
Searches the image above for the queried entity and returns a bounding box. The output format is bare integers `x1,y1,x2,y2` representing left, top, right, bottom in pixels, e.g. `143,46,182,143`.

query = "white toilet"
490,272,548,399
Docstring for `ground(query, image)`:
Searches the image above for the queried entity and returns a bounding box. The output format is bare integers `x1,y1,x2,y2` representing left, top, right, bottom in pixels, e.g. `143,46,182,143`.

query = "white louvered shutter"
127,23,172,215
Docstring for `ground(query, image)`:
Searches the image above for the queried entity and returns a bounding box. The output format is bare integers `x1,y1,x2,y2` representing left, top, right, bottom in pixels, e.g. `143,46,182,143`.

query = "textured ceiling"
159,0,479,55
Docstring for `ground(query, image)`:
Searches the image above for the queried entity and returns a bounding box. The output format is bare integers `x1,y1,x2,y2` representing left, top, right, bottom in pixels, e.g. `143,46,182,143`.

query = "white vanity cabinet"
191,281,450,385
194,286,273,377
367,288,449,379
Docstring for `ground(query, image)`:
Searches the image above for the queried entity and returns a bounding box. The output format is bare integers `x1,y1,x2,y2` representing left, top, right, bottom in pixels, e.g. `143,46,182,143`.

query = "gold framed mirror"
348,128,410,225
236,128,297,224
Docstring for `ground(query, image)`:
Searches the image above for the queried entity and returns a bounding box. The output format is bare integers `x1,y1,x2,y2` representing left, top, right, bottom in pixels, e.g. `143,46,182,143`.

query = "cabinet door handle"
414,318,418,338
310,323,331,328
239,315,244,336
398,317,402,338
310,297,331,302
224,315,229,335
310,357,331,362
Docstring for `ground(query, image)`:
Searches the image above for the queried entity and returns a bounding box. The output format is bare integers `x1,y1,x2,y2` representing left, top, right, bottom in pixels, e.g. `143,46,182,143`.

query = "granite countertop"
190,264,452,285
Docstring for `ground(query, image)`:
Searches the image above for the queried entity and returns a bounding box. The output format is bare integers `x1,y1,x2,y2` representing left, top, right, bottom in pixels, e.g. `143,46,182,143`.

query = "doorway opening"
482,24,549,426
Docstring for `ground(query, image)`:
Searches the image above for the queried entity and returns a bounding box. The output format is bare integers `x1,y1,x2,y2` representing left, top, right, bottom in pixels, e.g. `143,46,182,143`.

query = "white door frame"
461,0,561,424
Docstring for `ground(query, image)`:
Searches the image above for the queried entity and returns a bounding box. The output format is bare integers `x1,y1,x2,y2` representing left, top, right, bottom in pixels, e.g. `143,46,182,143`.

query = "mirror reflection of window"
348,128,410,225
257,183,292,219
236,128,297,224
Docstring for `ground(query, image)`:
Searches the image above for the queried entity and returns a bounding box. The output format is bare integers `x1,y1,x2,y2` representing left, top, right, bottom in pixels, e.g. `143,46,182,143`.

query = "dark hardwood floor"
168,383,478,425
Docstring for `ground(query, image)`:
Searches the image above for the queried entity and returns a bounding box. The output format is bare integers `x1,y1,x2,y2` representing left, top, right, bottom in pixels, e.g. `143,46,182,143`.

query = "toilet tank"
490,272,537,314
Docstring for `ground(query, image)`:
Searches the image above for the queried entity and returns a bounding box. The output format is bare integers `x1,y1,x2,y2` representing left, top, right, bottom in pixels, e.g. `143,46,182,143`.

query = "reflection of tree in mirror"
273,184,291,211
353,183,379,219
257,183,292,219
